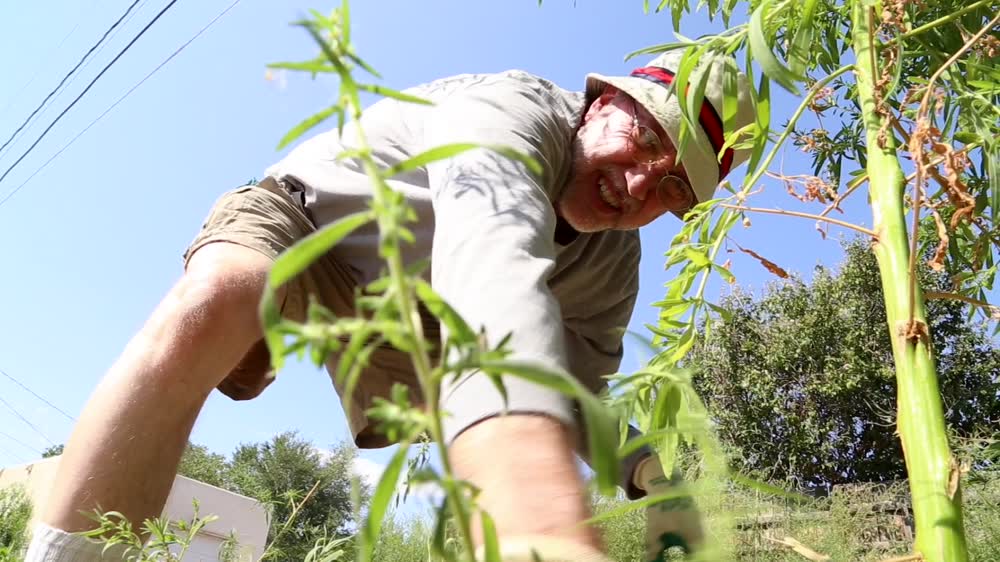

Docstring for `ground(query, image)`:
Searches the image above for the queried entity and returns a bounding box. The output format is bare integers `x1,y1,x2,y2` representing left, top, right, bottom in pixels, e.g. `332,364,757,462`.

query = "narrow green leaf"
334,148,368,161
277,105,340,150
787,0,819,77
270,211,373,288
685,49,715,138
723,0,739,26
670,0,684,31
722,56,739,137
624,42,691,62
748,0,802,95
746,73,770,177
706,300,734,321
298,21,350,77
618,427,682,459
480,511,502,562
954,132,982,144
384,143,542,179
361,443,409,559
684,247,711,268
651,384,683,474
357,83,433,105
669,323,697,363
674,47,702,153
413,278,476,342
585,487,694,525
712,263,736,284
384,143,479,178
259,288,286,370
267,60,337,74
347,51,382,79
340,0,350,44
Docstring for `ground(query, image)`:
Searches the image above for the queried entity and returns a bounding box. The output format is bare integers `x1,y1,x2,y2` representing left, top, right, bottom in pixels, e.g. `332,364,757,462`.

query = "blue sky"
0,0,874,507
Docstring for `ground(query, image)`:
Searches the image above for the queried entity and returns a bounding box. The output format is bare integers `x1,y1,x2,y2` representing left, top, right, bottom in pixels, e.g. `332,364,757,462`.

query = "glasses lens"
631,125,663,165
656,175,693,209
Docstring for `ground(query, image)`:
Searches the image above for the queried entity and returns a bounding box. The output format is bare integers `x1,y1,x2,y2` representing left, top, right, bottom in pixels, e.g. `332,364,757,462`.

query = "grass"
0,484,32,562
3,471,996,561
368,471,1000,562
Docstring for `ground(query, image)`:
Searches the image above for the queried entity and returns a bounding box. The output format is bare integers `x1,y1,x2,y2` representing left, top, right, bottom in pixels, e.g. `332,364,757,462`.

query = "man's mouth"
598,173,625,211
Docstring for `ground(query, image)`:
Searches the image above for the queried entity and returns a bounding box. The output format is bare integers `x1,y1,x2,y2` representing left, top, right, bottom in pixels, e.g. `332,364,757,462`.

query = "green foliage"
226,432,361,561
174,434,365,561
371,515,433,562
255,3,622,560
689,237,1000,491
176,443,228,488
41,444,64,458
0,485,32,561
79,501,217,562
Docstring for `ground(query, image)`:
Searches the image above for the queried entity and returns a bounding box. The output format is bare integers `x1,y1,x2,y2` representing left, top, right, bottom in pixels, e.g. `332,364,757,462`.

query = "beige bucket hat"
585,50,756,209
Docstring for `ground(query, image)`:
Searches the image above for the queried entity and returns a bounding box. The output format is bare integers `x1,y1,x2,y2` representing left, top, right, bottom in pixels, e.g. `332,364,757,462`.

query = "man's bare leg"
450,415,601,551
42,243,276,532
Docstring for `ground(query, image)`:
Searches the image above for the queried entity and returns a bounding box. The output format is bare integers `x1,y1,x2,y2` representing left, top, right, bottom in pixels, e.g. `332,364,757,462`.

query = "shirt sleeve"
423,76,574,374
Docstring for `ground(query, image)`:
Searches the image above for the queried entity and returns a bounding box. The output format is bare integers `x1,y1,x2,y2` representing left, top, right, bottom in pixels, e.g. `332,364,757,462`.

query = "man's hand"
633,455,705,560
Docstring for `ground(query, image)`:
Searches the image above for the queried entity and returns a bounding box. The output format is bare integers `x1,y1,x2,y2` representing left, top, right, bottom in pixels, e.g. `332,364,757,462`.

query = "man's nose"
625,167,664,201
626,156,677,200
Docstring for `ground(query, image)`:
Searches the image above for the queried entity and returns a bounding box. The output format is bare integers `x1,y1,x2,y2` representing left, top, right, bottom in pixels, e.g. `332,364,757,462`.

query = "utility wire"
1,0,151,161
0,430,42,455
0,394,55,445
0,0,182,187
0,0,145,158
0,442,27,466
0,0,95,118
0,366,76,421
0,0,243,209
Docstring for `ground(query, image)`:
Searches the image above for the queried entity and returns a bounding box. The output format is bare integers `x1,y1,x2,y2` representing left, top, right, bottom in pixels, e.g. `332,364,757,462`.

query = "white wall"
0,456,269,561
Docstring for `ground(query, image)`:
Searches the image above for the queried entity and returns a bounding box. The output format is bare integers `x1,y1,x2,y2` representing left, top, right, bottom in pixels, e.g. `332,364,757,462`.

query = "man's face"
557,87,694,232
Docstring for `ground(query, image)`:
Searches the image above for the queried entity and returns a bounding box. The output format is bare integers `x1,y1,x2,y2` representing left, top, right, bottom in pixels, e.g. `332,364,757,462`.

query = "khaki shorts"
184,177,437,448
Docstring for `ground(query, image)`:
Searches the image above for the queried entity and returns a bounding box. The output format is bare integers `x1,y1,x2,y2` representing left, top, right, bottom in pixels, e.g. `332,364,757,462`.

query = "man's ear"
583,85,620,123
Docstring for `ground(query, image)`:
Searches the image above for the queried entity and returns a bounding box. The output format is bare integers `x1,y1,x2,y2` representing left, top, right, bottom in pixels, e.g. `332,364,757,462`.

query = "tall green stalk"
851,3,968,560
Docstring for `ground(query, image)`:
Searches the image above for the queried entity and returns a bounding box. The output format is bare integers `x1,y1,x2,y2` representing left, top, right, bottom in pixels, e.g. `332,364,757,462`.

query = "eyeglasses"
627,97,694,209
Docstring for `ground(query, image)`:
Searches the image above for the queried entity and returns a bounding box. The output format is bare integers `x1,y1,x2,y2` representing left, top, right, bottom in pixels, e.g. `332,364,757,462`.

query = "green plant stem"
852,4,968,561
352,121,478,561
259,480,322,561
741,64,854,194
881,0,996,49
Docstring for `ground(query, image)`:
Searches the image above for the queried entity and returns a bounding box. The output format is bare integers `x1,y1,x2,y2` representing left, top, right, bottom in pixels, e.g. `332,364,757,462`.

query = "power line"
0,0,182,188
0,442,27,466
1,0,151,161
0,430,42,455
0,394,55,446
0,0,145,158
0,366,76,421
0,0,244,208
0,0,96,118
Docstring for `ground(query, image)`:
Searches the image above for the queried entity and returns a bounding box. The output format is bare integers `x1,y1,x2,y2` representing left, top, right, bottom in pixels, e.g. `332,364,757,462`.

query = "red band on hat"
630,66,733,180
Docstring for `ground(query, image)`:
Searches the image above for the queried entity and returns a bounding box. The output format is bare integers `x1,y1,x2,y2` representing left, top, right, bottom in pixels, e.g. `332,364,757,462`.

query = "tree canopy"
176,432,366,560
690,238,1000,492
